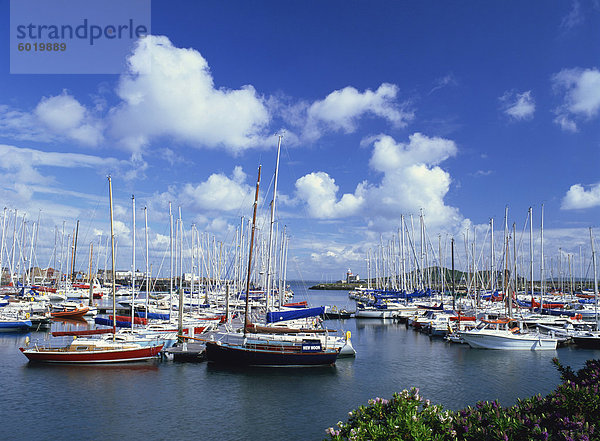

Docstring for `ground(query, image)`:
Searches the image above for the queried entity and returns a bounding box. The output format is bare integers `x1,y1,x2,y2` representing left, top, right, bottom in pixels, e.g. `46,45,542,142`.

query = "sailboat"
206,139,340,366
572,227,600,349
459,318,558,350
19,177,164,364
460,207,559,351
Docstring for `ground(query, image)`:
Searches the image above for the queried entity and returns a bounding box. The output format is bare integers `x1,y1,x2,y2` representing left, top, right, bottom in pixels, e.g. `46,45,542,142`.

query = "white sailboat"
459,318,558,350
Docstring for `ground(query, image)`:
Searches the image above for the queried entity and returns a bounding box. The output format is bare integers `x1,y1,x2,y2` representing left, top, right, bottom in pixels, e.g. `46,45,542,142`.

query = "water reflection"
23,360,161,373
1,284,599,441
206,362,338,377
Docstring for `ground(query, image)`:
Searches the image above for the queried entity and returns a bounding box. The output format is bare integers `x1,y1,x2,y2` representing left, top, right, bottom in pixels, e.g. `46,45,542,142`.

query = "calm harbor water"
2,281,599,441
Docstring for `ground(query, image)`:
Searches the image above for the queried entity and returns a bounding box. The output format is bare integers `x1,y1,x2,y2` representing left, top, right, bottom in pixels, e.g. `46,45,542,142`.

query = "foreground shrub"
325,358,600,441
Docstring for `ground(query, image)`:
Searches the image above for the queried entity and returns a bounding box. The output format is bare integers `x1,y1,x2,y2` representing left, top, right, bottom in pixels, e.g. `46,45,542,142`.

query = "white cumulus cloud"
552,67,600,131
295,172,366,219
561,183,600,209
302,83,413,140
364,134,460,228
0,92,103,146
295,133,462,229
152,166,254,214
500,90,535,120
109,36,272,153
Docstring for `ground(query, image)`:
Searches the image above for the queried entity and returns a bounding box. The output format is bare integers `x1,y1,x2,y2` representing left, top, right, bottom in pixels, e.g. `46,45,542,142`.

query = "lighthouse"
346,269,359,283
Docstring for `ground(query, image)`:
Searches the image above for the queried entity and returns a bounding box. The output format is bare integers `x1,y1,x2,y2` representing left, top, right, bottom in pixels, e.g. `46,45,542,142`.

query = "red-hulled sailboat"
19,339,163,363
19,177,163,364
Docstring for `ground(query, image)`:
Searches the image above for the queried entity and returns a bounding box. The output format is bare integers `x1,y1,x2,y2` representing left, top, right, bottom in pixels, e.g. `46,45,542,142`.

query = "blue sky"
1,1,599,282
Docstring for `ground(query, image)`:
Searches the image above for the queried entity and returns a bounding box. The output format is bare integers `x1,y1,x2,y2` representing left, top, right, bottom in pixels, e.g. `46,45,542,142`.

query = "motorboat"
460,318,558,350
50,302,90,319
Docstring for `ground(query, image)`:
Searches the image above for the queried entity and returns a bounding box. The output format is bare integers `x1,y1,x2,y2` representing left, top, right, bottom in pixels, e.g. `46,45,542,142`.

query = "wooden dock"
165,342,206,362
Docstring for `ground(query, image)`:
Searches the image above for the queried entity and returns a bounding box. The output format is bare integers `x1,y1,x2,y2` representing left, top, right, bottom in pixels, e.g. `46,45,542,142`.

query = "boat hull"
461,332,558,350
51,307,89,319
355,309,397,319
205,341,338,366
0,320,32,332
572,335,600,349
19,344,163,363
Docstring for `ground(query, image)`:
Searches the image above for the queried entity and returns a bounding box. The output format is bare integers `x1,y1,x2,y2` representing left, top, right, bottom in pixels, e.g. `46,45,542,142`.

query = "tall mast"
59,221,65,287
145,206,149,314
88,243,94,307
366,250,371,290
400,216,406,291
419,210,424,288
265,126,281,307
52,226,57,283
278,226,285,306
590,228,598,327
238,217,245,296
490,218,495,293
191,224,195,309
72,220,79,283
178,209,184,338
131,195,136,327
529,207,534,305
69,228,74,283
19,216,26,286
473,239,477,312
503,206,508,294
27,222,35,285
108,176,117,337
464,230,468,301
0,207,6,285
244,166,261,336
178,207,183,297
27,221,35,285
510,222,516,317
10,209,17,286
439,234,444,297
282,233,289,304
451,237,455,310
579,245,583,292
540,204,545,313
169,202,173,320
33,209,40,276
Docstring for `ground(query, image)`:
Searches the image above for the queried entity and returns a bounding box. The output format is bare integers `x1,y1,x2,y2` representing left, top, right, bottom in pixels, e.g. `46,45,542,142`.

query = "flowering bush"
325,358,600,441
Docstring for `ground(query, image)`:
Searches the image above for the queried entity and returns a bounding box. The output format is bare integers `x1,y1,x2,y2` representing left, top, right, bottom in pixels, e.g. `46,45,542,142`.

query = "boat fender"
25,312,30,319
345,330,351,342
25,336,30,346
